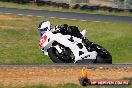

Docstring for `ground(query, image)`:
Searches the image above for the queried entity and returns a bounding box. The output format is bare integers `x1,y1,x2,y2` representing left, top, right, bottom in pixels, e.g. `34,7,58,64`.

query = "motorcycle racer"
38,21,93,47
53,24,93,47
53,24,84,38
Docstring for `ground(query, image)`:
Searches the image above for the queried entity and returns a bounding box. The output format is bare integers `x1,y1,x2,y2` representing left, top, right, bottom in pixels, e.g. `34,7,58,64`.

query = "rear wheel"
96,55,112,63
92,44,112,64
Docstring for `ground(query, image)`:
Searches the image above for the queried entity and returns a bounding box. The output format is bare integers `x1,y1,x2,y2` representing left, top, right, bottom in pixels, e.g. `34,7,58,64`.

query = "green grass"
0,14,132,64
0,1,132,17
0,83,132,88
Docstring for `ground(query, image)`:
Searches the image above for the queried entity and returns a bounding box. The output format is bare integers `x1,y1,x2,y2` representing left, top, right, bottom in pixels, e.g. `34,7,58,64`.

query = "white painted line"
5,13,12,15
17,14,24,16
80,20,87,22
26,15,33,17
50,17,56,19
94,21,101,22
70,19,77,21
59,18,67,20
37,16,43,18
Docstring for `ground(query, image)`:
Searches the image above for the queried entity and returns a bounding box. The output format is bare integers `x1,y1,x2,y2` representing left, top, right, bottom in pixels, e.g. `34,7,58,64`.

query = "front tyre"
48,47,63,63
48,47,74,63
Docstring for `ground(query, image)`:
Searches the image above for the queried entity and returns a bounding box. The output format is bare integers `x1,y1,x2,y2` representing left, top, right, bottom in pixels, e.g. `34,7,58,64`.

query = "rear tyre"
96,55,111,63
92,44,112,64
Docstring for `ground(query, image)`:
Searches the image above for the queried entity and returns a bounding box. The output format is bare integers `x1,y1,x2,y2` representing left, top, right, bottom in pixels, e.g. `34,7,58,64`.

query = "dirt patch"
0,67,131,86
0,14,33,30
0,25,31,30
0,25,22,30
0,15,32,21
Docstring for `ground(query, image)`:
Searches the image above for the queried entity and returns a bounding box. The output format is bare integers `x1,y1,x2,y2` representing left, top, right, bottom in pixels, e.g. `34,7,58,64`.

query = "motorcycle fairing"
39,31,97,62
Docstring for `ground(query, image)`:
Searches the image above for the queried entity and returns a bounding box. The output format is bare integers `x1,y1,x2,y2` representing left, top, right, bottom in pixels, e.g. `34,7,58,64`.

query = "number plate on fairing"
39,35,47,48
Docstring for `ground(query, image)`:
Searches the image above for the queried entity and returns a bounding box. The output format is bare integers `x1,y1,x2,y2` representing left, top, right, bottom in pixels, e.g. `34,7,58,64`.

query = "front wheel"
48,47,74,63
48,47,63,63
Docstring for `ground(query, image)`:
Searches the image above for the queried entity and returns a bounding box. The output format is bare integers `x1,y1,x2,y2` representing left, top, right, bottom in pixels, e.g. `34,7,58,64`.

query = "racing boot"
81,29,87,38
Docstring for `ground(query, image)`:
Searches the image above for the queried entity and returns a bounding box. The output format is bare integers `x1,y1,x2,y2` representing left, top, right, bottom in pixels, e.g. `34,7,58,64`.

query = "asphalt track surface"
0,7,132,23
0,64,132,69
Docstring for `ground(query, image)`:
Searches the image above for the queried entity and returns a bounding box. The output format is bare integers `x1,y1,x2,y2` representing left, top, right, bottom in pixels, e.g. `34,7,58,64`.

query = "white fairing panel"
39,31,96,62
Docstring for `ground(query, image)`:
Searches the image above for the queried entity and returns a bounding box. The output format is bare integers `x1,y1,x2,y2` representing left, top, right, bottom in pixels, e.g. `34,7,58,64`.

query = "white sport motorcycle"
39,29,112,64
